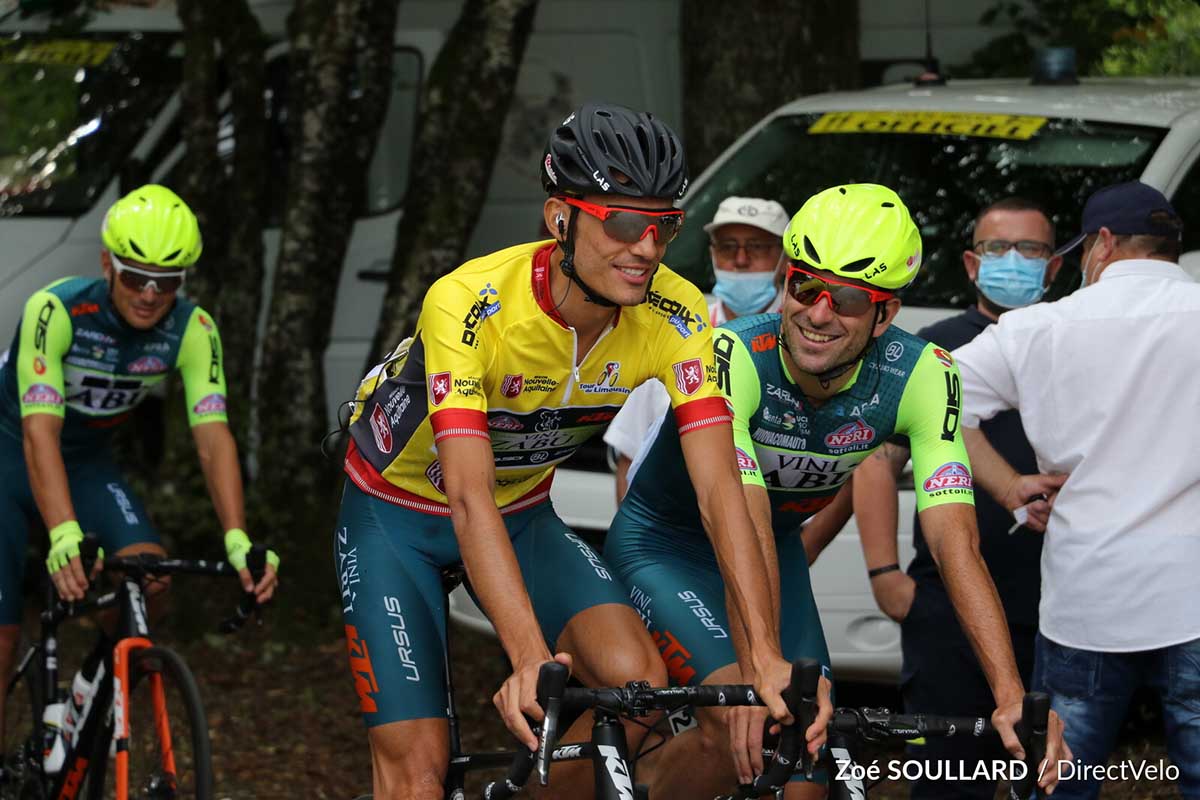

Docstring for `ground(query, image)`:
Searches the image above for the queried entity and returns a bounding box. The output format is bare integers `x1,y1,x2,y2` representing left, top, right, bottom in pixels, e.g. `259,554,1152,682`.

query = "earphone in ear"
555,213,566,237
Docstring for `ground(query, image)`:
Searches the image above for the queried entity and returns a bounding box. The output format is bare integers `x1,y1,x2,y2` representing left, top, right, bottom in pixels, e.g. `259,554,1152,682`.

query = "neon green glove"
224,528,280,574
46,520,84,575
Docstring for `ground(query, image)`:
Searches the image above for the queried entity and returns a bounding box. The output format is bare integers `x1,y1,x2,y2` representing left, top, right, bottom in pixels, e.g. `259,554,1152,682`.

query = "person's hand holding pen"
1000,473,1069,533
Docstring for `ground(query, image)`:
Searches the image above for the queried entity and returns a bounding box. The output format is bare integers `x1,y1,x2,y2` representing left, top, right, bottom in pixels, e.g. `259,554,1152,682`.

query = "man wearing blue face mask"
703,196,791,325
852,196,1061,800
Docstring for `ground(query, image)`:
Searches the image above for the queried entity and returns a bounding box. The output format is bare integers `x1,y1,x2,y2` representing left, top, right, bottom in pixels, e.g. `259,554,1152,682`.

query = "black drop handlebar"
483,656,1051,800
47,534,269,634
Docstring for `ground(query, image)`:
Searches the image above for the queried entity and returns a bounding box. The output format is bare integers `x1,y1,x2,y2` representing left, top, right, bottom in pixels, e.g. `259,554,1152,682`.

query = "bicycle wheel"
1,649,46,800
119,646,211,800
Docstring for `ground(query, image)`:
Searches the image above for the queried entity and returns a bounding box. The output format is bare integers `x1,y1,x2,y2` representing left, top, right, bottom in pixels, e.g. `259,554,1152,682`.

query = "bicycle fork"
111,579,172,800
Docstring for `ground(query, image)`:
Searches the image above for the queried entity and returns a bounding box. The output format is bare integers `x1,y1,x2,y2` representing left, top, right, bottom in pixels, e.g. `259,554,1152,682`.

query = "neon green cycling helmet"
101,184,202,268
782,183,921,291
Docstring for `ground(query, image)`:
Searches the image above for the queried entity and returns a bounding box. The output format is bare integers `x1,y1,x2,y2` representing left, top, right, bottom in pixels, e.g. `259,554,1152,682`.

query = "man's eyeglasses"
785,263,894,317
560,196,685,244
112,255,186,294
973,239,1054,259
711,239,781,261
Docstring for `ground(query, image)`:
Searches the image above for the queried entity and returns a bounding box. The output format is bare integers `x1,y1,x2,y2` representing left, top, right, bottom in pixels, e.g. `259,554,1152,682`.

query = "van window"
0,33,182,216
668,113,1164,306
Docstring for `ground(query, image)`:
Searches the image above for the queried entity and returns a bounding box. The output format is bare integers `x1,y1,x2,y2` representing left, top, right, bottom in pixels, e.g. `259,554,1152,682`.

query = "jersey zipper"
562,322,615,403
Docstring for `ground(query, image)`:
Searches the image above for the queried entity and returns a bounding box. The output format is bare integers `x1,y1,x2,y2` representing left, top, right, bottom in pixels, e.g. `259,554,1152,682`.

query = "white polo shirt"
954,259,1200,652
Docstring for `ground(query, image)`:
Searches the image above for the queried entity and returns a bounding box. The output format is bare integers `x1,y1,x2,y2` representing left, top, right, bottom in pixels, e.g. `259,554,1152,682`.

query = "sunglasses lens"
602,210,683,244
787,274,875,316
828,285,874,316
116,267,184,294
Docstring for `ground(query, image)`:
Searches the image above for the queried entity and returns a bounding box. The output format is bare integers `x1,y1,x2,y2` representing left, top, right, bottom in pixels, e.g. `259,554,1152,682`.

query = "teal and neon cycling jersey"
0,277,228,451
620,313,974,539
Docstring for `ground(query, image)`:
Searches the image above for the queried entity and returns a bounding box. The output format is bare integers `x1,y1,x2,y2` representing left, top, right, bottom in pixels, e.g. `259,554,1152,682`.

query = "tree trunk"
681,1,860,173
370,0,540,362
255,0,402,575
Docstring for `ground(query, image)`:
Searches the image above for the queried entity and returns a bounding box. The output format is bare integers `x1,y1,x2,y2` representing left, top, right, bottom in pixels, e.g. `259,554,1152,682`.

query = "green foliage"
954,0,1136,77
1098,0,1200,76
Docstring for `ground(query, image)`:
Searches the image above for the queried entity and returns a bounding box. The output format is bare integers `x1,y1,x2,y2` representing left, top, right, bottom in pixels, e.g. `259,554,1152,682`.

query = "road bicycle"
1,541,266,800
349,566,1050,799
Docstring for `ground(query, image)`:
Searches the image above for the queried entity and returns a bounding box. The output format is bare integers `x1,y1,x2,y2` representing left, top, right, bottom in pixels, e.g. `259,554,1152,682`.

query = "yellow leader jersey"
345,241,731,515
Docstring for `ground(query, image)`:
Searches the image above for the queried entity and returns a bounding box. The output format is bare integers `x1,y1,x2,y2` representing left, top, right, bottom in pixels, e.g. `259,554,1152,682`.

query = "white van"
538,76,1200,682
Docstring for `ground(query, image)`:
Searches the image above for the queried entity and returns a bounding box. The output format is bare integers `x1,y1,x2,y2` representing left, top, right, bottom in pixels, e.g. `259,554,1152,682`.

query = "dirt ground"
13,610,1184,799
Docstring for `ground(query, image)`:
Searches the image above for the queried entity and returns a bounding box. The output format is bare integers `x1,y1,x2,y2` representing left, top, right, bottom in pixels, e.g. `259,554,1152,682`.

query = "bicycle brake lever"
218,546,268,634
535,661,569,786
1009,692,1050,800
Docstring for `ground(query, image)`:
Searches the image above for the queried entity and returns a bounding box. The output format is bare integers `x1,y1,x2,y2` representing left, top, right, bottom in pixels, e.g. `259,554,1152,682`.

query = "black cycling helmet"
542,103,688,200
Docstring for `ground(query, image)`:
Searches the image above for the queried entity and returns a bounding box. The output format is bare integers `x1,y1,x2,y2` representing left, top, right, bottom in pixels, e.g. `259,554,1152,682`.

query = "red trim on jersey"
530,241,622,329
674,395,733,436
531,243,569,329
429,408,489,441
343,439,555,516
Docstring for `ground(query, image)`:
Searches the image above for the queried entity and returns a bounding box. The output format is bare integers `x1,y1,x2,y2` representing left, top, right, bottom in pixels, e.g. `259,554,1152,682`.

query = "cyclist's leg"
605,511,751,797
509,503,666,799
67,456,167,627
0,442,36,744
334,482,456,800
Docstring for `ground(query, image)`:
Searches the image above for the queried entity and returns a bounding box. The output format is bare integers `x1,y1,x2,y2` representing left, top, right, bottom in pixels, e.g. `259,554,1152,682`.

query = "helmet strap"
558,206,619,308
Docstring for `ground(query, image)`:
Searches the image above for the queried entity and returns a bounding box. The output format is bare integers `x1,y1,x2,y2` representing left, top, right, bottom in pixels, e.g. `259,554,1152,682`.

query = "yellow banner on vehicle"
808,110,1047,141
0,40,115,68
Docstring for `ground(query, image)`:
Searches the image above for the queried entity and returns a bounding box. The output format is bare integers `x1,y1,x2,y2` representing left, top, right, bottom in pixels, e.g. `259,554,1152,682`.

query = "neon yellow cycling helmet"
782,183,921,291
101,184,202,268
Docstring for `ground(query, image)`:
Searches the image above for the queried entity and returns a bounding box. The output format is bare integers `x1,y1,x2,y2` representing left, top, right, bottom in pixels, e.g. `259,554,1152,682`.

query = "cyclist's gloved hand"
46,520,101,602
224,528,280,603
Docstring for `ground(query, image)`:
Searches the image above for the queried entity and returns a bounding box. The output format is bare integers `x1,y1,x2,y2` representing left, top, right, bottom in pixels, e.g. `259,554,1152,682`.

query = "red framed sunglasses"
786,263,894,317
560,196,685,244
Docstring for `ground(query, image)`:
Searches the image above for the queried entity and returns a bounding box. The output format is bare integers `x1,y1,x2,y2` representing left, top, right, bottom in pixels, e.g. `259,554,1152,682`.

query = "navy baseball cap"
1057,181,1182,255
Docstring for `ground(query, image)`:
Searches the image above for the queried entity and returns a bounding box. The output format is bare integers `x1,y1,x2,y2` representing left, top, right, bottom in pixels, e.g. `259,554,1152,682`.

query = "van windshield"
0,33,181,217
668,111,1165,306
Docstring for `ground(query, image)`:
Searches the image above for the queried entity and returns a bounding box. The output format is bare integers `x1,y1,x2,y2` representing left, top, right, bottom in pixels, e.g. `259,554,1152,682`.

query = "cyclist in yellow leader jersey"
333,104,827,800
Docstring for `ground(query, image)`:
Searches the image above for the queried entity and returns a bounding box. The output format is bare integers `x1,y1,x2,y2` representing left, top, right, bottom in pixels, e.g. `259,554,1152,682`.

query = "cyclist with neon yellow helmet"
0,185,278,735
605,183,1067,797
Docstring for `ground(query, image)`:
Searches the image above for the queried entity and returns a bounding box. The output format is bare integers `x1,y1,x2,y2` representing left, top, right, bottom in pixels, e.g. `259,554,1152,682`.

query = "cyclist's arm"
16,291,89,595
420,278,556,748
853,439,910,572
675,329,789,719
440,435,548,665
900,346,1024,712
801,478,854,565
178,309,243,532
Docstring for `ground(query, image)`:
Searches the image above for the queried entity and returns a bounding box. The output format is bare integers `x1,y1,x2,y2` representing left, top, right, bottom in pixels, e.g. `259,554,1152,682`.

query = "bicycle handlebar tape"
744,658,821,797
536,661,570,786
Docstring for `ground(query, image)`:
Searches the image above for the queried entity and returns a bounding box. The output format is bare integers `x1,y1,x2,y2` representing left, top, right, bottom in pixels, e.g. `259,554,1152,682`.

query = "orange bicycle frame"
111,638,176,800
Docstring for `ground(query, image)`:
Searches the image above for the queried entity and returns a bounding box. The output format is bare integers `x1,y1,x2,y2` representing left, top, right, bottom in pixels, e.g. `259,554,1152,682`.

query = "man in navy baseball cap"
1058,180,1183,286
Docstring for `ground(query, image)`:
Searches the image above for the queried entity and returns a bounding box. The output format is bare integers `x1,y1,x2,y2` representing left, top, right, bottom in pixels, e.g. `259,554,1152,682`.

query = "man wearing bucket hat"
954,180,1200,799
703,196,792,325
605,196,794,500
